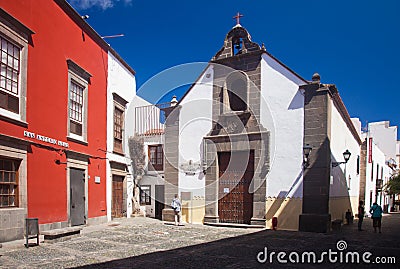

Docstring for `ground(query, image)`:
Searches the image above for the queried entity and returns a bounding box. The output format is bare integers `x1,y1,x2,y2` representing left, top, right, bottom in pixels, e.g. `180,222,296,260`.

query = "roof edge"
263,51,308,84
54,0,135,75
328,85,362,145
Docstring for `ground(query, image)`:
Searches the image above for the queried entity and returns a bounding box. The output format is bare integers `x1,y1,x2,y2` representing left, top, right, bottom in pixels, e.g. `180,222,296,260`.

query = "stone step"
41,226,83,243
204,222,265,229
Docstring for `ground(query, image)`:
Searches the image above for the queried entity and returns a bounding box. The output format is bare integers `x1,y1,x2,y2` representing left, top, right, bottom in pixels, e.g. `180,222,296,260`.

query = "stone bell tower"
203,15,270,226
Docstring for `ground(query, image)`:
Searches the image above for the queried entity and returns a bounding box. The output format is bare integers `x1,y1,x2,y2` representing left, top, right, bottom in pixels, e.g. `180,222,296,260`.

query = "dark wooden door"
70,168,85,226
155,185,165,220
218,151,254,224
112,175,124,218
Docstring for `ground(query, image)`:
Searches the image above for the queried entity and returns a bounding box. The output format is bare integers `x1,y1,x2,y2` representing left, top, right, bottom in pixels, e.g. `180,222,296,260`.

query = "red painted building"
0,0,117,242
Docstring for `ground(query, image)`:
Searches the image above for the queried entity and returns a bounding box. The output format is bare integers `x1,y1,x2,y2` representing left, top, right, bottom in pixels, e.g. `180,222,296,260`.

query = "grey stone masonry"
41,226,82,243
203,24,269,226
359,139,367,205
0,208,25,243
299,82,332,233
162,105,181,222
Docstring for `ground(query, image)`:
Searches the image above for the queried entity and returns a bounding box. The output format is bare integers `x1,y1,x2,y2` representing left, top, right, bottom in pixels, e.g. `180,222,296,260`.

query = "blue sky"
68,0,400,137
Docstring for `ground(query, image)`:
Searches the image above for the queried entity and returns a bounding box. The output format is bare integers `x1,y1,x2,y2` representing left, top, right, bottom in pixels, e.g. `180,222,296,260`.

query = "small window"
356,155,360,175
67,60,90,142
112,93,127,153
0,10,31,123
371,161,374,182
148,145,163,171
0,158,20,208
0,35,20,114
140,185,151,205
69,80,84,136
228,78,247,111
369,191,373,207
224,72,247,112
113,106,124,153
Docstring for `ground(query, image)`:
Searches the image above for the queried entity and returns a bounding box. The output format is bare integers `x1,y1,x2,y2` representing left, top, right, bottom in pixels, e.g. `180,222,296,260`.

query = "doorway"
218,151,254,224
112,175,124,218
155,185,165,220
70,168,85,226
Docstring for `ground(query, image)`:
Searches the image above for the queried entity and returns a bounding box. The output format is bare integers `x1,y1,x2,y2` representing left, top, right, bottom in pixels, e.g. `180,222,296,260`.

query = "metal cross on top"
233,12,243,25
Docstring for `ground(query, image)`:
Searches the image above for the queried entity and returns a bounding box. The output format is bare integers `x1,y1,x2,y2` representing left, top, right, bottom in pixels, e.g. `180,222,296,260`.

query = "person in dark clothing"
358,200,365,231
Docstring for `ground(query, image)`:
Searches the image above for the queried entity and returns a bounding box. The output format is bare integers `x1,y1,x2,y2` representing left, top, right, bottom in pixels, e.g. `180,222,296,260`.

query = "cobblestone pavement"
1,214,399,268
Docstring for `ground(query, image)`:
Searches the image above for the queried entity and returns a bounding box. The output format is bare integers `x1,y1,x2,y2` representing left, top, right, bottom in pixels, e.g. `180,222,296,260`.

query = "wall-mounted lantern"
303,144,312,168
332,149,351,167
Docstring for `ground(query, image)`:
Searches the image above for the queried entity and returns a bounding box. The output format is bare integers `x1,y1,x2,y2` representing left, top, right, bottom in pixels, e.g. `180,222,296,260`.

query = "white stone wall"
329,103,361,196
106,52,136,220
178,65,214,197
329,99,361,217
260,54,305,198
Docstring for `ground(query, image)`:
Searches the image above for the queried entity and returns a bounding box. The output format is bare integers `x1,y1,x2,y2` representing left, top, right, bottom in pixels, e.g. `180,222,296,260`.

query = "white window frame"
67,60,91,143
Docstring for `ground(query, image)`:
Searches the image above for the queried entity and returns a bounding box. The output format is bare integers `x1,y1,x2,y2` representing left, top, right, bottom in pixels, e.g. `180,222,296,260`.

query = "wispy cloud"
69,0,132,10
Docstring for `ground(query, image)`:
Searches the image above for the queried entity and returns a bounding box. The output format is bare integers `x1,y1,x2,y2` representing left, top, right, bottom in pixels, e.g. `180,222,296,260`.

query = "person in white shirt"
171,194,182,226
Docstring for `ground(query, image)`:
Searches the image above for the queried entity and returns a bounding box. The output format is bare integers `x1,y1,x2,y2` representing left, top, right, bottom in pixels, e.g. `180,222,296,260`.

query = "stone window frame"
0,10,30,125
67,60,91,144
223,71,249,113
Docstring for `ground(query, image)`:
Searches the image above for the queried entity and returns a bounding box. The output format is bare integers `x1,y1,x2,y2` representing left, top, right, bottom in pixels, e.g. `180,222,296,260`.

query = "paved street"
1,214,399,268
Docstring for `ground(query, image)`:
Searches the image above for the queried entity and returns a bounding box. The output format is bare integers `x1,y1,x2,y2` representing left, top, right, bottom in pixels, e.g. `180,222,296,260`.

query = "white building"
396,141,400,170
106,51,136,220
368,121,398,164
361,124,397,213
132,97,166,219
363,136,390,212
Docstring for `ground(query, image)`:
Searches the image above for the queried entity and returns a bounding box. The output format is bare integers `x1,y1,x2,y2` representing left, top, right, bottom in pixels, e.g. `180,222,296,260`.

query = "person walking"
370,202,383,233
171,194,182,226
358,200,365,231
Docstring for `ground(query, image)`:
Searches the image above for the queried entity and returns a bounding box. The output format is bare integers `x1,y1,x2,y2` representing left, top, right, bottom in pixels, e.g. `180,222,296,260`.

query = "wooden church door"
218,151,254,224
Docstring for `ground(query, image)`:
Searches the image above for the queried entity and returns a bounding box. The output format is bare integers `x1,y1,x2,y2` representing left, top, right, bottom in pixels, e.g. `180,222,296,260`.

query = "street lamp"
303,144,312,168
332,149,351,167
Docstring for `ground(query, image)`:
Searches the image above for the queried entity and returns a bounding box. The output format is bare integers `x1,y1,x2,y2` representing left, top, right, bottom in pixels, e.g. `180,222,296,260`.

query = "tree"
385,173,400,195
384,173,400,211
128,135,146,215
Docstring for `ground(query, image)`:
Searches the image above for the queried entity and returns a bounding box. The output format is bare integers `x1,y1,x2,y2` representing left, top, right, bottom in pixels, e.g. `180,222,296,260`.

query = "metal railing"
134,102,171,136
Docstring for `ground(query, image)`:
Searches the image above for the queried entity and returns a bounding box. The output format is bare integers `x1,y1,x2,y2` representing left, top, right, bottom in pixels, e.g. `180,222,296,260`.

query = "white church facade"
155,22,363,232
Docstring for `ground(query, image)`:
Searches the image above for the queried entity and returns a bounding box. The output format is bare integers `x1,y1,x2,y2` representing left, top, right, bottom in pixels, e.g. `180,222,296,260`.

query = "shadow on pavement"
73,220,400,269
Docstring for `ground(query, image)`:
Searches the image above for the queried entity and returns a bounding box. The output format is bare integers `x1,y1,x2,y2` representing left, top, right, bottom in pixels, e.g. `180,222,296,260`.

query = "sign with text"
368,137,372,163
24,130,69,148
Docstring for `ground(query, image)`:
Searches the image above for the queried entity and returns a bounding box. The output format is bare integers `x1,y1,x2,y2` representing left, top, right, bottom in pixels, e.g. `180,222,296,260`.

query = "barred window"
0,158,19,208
0,35,20,113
